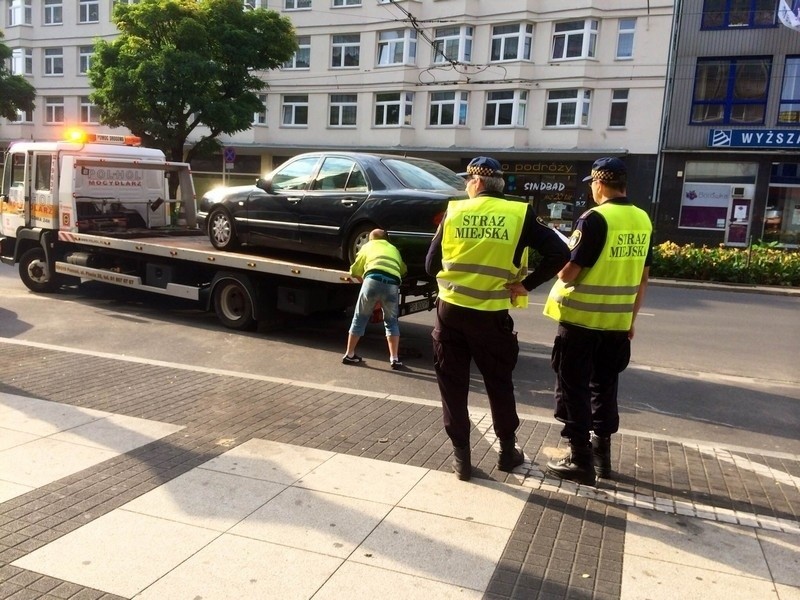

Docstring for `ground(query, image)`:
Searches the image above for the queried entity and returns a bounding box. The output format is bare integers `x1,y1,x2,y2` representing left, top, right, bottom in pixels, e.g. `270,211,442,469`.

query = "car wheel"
19,247,60,293
208,208,239,250
346,222,377,264
213,277,257,330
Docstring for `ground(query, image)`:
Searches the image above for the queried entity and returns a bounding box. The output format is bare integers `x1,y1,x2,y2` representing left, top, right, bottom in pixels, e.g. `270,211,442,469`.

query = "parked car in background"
197,152,468,273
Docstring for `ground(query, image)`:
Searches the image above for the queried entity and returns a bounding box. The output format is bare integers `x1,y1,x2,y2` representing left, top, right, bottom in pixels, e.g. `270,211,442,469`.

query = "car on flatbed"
196,151,468,272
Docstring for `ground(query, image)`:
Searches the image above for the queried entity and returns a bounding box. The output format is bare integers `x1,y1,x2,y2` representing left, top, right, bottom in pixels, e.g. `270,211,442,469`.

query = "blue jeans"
349,277,400,337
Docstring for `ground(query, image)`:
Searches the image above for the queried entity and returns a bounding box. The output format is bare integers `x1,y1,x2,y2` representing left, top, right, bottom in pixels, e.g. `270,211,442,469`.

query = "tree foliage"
0,31,36,121
89,0,296,164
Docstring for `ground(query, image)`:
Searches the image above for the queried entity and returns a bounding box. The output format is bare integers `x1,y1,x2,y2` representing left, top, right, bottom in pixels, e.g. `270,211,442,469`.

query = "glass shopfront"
501,161,580,233
765,162,800,247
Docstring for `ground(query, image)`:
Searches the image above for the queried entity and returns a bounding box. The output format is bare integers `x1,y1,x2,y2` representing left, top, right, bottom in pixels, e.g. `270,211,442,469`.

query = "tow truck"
0,131,436,329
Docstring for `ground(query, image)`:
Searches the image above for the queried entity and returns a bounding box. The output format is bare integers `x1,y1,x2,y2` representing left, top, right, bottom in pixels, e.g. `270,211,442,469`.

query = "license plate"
403,298,431,315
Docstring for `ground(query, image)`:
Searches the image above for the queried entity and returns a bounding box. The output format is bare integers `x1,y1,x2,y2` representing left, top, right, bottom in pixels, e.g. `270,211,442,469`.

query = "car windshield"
382,157,465,191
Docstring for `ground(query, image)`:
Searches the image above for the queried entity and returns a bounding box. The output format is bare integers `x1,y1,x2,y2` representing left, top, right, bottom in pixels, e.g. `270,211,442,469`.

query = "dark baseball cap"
458,156,503,178
582,157,627,182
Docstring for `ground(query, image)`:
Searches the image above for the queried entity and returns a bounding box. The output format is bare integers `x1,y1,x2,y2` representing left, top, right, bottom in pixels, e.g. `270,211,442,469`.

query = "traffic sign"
223,147,236,163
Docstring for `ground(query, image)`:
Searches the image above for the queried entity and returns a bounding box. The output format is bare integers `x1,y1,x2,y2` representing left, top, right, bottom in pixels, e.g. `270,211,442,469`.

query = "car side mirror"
255,177,273,193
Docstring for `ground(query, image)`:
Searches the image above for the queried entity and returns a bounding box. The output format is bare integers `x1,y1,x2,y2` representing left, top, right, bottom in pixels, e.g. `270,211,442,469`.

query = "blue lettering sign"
708,129,800,149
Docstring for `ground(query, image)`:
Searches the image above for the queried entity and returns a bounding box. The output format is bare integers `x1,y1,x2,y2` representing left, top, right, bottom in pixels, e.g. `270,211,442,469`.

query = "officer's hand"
505,282,528,305
628,325,636,340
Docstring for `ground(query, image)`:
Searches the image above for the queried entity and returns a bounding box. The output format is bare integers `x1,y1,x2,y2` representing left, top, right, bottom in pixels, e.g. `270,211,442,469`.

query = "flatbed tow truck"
0,132,436,330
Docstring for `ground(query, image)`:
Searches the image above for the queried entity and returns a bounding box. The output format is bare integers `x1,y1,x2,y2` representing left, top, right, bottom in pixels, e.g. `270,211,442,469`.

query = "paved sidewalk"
0,338,798,599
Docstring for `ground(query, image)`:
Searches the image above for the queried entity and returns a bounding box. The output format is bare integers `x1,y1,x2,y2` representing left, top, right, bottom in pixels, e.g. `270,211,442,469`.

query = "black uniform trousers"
551,322,631,445
432,299,520,449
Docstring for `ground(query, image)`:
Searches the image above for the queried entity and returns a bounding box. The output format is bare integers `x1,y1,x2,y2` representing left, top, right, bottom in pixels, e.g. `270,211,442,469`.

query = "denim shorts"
349,277,400,337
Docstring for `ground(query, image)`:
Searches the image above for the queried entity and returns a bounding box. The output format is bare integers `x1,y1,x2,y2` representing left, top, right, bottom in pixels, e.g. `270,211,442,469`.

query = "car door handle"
287,197,301,204
341,198,358,207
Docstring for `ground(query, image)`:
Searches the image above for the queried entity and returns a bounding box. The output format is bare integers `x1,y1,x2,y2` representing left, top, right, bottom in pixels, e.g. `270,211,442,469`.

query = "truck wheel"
208,208,239,250
19,247,60,293
213,278,256,330
346,222,377,263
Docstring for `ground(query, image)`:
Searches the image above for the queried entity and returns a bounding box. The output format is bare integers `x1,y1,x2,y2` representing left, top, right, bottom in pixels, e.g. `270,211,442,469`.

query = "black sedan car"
196,152,468,271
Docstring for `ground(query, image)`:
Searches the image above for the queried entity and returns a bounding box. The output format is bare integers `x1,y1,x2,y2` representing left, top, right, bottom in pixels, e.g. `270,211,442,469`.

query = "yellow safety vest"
544,202,652,330
349,239,407,280
437,196,529,310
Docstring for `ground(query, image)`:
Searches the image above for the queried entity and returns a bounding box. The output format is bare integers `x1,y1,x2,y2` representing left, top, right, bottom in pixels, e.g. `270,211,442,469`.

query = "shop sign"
708,129,800,149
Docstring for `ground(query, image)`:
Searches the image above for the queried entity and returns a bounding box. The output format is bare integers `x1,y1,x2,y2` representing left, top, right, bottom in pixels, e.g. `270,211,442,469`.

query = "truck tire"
19,247,60,293
213,278,257,330
346,222,377,264
208,208,239,250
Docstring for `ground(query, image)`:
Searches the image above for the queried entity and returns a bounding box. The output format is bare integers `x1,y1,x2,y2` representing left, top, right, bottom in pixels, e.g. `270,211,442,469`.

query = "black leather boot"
497,437,525,472
452,445,471,481
546,442,596,485
591,434,612,479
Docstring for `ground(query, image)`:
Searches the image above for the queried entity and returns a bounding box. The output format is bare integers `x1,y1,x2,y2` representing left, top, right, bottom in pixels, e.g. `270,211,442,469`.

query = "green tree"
89,0,296,166
0,31,36,120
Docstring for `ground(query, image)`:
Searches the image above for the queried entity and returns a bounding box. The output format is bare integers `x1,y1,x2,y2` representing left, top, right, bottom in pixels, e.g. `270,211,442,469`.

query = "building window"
80,97,101,124
78,46,94,75
691,57,771,124
44,0,62,25
433,25,473,64
429,91,468,126
11,48,33,75
45,97,65,124
332,0,360,5
11,108,33,123
253,93,267,125
490,23,533,62
778,56,800,124
609,89,629,127
284,0,310,9
331,34,360,68
282,36,310,69
7,0,32,26
329,93,358,127
44,48,64,76
377,29,417,66
551,19,598,60
546,89,592,127
616,18,636,59
282,94,308,126
701,0,777,29
79,0,99,23
484,90,527,127
375,92,414,126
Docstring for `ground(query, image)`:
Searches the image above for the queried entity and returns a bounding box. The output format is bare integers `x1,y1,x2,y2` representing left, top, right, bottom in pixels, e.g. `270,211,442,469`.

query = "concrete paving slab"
0,479,33,503
133,533,342,600
296,452,427,505
198,438,334,484
12,510,220,598
312,561,483,600
229,486,391,558
776,583,800,600
0,392,106,435
352,506,515,591
756,529,800,588
50,413,183,453
0,427,37,451
120,468,286,531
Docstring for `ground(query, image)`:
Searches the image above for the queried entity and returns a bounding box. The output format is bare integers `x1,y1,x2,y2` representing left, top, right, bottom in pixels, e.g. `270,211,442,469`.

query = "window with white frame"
551,20,598,60
79,0,99,23
11,108,33,123
80,97,101,124
375,92,414,126
44,0,62,25
45,97,65,123
284,0,310,10
491,23,533,62
44,48,64,76
484,90,527,127
11,48,33,75
377,29,417,66
79,46,94,75
283,36,310,69
546,89,592,126
282,94,308,126
433,26,473,64
778,56,800,124
253,93,267,125
7,0,32,26
332,0,360,6
331,34,360,68
329,93,358,127
616,18,636,59
609,89,629,127
429,91,468,126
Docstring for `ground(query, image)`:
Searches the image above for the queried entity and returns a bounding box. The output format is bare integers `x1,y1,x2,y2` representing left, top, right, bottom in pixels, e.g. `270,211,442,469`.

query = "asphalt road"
0,269,798,456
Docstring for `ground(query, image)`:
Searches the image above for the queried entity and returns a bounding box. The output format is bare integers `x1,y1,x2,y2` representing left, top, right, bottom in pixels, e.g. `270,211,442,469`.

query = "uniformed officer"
426,156,569,481
543,157,653,485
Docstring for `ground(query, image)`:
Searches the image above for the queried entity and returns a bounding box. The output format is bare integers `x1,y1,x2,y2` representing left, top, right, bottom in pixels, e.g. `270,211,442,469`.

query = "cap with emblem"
458,156,503,178
582,157,627,182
